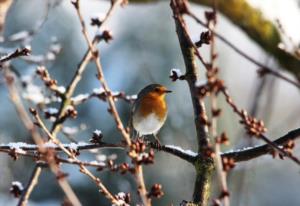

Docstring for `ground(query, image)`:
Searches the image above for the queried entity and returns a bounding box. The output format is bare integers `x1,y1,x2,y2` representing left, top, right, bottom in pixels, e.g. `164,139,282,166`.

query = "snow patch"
165,145,198,157
71,94,89,103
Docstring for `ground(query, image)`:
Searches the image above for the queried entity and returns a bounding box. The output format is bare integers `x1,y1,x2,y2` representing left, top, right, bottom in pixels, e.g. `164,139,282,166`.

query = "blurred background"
0,0,300,205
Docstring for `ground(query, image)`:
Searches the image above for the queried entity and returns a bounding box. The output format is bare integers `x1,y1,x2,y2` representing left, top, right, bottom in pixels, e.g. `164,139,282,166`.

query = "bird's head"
140,84,172,99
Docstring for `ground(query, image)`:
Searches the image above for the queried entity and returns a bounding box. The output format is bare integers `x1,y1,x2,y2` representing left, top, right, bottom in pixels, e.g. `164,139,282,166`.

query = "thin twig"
73,1,147,204
260,134,300,164
221,88,300,165
0,47,31,65
233,71,269,206
207,3,230,205
0,142,125,151
51,0,122,136
186,10,300,89
17,165,43,206
72,0,131,146
32,109,119,204
0,148,108,169
3,68,81,206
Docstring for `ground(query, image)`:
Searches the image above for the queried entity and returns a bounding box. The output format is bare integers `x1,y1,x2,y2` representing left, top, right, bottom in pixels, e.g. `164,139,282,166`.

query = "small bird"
132,84,171,144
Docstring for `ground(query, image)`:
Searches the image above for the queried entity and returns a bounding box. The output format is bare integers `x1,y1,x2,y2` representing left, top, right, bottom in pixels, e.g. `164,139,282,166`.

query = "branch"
3,68,82,206
17,165,43,206
221,88,300,166
171,0,209,152
170,0,213,205
222,128,300,162
205,3,230,205
132,0,300,80
150,143,197,163
187,11,300,89
0,47,31,65
0,141,125,151
31,109,119,204
0,0,13,34
51,0,121,136
72,0,131,146
2,127,300,166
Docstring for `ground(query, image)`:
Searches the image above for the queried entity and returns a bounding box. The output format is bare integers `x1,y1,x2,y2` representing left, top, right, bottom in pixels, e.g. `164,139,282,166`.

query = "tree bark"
171,1,214,205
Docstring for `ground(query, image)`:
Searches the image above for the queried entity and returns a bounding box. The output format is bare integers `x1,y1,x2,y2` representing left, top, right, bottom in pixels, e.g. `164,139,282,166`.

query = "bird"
131,84,171,144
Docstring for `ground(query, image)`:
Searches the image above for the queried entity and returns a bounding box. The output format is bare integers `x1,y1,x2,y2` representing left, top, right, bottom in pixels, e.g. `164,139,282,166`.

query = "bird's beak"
165,90,172,93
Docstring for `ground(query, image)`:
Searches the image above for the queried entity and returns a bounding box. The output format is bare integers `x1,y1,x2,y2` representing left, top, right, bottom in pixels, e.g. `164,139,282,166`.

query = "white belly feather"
133,113,165,135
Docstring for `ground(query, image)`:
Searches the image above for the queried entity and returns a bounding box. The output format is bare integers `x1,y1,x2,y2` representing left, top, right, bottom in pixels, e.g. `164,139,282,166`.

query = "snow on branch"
1,127,300,165
150,143,197,163
221,128,300,162
0,141,123,152
0,47,31,65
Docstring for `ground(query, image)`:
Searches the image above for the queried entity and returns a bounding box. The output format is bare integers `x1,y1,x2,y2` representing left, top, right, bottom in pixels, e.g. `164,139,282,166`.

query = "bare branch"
221,88,300,165
51,0,122,136
222,128,300,162
170,0,213,204
0,141,124,151
3,68,82,206
30,108,119,204
72,0,131,146
187,11,300,89
2,126,300,166
150,143,197,163
17,165,43,206
0,47,31,65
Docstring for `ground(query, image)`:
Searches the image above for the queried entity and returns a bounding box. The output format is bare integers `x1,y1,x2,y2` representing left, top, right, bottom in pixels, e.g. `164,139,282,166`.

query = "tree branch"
170,1,213,205
31,109,119,204
3,68,81,206
132,0,300,80
150,143,197,163
187,11,300,89
0,47,31,66
17,164,43,206
221,87,300,166
2,127,300,167
222,128,300,162
0,141,125,151
72,0,131,146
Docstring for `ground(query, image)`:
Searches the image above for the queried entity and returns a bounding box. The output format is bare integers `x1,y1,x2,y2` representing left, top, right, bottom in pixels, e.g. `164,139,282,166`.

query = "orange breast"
138,95,167,120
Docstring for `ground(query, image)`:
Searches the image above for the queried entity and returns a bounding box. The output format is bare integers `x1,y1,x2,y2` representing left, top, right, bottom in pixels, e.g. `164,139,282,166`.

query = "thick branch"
171,1,213,205
2,127,300,165
0,141,197,164
150,143,197,163
171,1,209,152
222,128,300,162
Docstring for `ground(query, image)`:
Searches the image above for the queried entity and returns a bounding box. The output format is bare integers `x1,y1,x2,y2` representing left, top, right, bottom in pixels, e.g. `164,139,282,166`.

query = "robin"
132,84,171,144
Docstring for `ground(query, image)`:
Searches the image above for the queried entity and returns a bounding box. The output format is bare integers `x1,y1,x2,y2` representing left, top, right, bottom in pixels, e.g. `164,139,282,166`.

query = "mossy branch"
131,0,300,79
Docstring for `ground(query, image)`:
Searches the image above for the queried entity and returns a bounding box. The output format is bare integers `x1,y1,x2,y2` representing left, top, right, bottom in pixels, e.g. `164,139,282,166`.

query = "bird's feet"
153,139,162,150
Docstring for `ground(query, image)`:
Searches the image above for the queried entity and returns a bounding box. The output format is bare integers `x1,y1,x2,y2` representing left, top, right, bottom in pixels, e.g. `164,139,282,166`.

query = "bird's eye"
154,87,160,92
